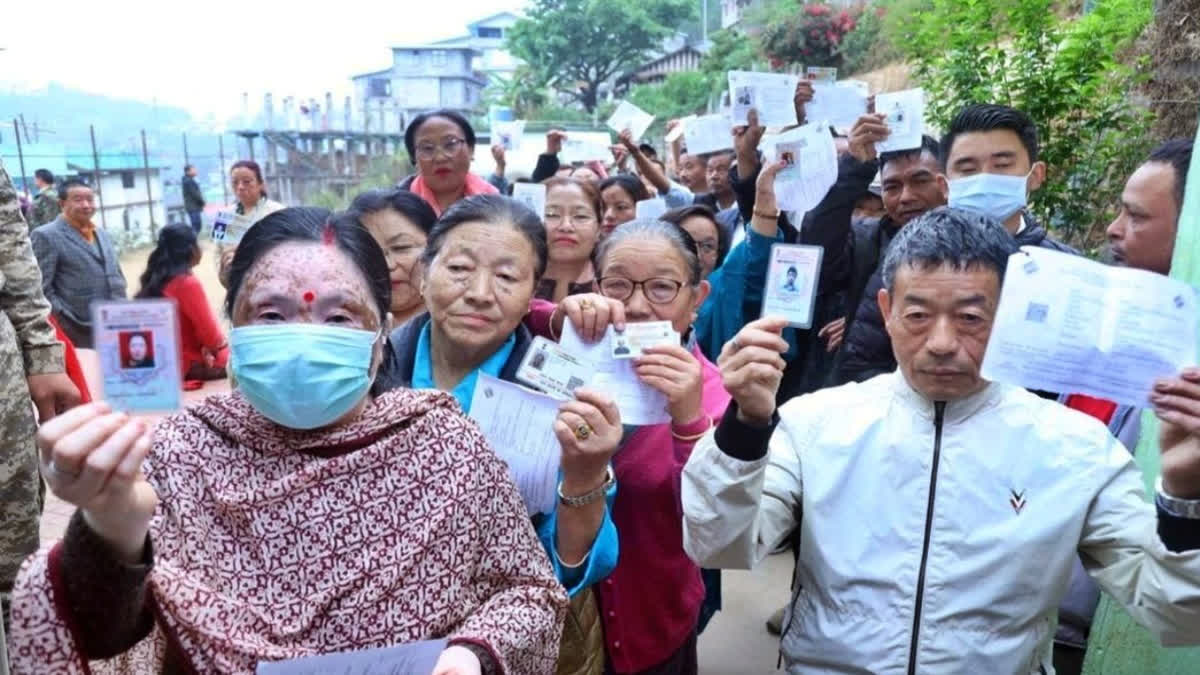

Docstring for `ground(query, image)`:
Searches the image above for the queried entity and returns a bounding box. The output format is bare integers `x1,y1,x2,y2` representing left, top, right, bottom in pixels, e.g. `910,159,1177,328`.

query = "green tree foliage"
507,0,696,113
899,0,1154,250
486,65,551,119
754,2,859,70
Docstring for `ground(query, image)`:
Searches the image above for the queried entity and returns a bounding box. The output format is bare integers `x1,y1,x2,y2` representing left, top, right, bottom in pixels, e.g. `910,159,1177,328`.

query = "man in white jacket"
681,206,1200,674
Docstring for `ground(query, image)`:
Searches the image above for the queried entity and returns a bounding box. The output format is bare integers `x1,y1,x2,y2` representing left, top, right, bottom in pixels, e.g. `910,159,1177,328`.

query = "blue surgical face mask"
947,171,1032,223
230,323,379,430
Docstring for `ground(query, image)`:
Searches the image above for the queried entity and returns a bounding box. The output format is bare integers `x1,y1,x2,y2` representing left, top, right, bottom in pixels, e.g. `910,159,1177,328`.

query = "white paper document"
492,120,526,151
607,101,656,142
511,182,547,219
728,71,800,128
874,88,925,153
560,131,614,164
771,122,839,214
981,246,1198,407
468,374,563,516
635,197,668,220
806,82,869,130
682,114,734,155
761,244,823,328
666,115,696,143
559,323,672,425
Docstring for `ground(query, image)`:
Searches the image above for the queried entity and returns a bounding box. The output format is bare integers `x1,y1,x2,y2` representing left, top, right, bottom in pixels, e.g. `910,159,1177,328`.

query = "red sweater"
162,274,226,374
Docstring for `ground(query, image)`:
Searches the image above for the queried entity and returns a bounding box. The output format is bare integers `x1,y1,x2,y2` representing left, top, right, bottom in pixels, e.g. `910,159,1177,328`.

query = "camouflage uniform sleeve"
0,162,64,375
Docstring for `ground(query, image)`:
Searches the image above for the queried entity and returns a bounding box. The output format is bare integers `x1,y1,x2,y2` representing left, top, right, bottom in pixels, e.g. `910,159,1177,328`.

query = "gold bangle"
753,209,780,220
670,416,713,442
548,305,562,341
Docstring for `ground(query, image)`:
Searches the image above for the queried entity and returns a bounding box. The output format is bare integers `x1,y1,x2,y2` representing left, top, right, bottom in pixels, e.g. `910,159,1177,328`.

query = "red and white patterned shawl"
8,388,566,674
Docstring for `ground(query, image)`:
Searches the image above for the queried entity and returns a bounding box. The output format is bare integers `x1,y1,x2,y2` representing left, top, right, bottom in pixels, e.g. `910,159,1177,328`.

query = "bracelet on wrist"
671,415,714,442
753,208,780,220
558,466,614,508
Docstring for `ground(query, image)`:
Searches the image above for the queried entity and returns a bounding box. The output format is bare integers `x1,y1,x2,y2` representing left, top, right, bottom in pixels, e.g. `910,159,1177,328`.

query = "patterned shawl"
8,389,566,674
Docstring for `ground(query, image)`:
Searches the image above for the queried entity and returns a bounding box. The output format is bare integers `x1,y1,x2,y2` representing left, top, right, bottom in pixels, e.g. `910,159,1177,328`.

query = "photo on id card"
515,336,591,400
612,321,678,359
761,243,824,329
91,299,183,413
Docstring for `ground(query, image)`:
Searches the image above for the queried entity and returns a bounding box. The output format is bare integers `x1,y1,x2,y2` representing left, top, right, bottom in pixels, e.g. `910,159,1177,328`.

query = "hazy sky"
0,0,525,121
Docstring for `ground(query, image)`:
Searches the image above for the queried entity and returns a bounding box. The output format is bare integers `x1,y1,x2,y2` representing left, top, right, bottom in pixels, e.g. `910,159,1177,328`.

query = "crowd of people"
0,77,1199,675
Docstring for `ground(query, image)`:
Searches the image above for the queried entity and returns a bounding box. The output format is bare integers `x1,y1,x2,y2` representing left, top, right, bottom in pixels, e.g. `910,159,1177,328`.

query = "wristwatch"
558,467,614,508
1156,477,1200,519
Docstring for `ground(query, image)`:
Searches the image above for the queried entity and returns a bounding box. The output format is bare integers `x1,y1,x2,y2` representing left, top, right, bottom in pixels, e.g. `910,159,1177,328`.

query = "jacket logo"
1009,489,1027,515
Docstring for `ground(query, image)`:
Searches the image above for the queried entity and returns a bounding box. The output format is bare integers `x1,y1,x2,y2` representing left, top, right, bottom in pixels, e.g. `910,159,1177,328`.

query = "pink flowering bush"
760,2,859,69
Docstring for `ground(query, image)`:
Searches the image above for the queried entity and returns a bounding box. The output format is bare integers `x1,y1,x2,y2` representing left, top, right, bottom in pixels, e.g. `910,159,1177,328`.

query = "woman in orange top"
135,224,228,380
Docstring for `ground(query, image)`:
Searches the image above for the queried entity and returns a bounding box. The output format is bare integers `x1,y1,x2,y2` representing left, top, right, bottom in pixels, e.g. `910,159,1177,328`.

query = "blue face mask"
230,323,379,430
947,171,1032,223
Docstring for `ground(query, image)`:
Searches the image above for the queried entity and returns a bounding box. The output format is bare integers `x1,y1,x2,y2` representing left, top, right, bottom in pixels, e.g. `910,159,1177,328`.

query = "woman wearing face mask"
217,160,285,287
383,194,622,675
597,175,649,238
534,220,731,675
135,224,228,380
349,188,438,327
399,109,498,216
12,207,567,675
538,177,601,302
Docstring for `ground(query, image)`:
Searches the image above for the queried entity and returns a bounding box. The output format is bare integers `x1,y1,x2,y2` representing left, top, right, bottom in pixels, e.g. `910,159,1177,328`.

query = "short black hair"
223,207,396,396
598,174,651,203
34,169,54,185
404,110,477,165
57,178,90,201
421,194,548,281
660,204,732,270
1147,138,1194,217
183,164,194,173
348,187,438,235
940,104,1040,167
880,135,942,173
881,206,1017,294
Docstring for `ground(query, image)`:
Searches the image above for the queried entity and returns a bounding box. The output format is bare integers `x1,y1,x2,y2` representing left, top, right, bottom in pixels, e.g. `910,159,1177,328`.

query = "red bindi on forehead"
303,291,315,303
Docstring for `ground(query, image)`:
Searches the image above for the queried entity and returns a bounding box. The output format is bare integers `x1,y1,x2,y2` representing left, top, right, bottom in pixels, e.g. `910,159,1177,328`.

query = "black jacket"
182,175,205,212
729,154,872,401
380,312,534,391
831,213,1079,385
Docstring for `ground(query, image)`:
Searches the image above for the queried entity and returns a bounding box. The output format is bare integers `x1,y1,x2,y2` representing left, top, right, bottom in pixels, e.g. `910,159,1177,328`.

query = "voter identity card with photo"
211,210,235,243
92,299,183,412
612,321,679,359
512,182,547,220
761,244,824,328
805,66,837,83
516,336,592,400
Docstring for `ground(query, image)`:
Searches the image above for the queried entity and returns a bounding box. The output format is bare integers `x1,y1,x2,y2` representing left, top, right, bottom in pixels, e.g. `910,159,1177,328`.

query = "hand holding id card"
92,300,183,412
516,336,592,400
761,244,823,328
612,321,679,359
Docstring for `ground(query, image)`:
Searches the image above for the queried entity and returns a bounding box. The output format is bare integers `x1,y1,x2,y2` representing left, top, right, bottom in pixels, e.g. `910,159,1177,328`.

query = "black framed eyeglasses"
598,277,685,304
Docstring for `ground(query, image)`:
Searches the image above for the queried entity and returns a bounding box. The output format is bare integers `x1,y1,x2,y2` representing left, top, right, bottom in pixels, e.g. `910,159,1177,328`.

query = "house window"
431,50,447,67
120,171,135,189
477,26,502,38
368,78,391,98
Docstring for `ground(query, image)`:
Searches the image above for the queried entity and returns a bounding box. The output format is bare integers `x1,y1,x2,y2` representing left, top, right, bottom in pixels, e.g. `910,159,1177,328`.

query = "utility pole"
141,129,156,233
89,125,107,228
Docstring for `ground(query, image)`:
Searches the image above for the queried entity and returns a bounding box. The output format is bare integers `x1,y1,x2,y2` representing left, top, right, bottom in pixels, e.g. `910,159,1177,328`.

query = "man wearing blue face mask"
833,103,1078,385
941,103,1075,254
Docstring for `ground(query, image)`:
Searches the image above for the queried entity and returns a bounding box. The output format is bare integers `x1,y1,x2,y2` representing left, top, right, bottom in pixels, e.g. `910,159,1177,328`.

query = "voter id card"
211,211,235,243
516,336,592,400
612,321,678,359
91,299,183,413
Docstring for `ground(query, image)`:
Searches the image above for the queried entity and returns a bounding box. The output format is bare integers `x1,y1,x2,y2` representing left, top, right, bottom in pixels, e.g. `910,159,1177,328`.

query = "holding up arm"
531,130,567,183
682,317,800,570
487,144,511,195
617,129,683,204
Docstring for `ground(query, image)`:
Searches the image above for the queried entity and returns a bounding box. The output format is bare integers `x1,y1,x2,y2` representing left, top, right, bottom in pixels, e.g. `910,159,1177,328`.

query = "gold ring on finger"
573,423,593,441
579,298,594,311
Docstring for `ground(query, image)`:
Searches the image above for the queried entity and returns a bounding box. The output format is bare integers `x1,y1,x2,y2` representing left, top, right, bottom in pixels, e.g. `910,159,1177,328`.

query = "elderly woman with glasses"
399,109,499,215
527,219,732,674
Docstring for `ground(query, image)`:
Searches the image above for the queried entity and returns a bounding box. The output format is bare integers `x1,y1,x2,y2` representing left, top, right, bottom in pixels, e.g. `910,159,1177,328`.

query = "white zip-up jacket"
681,373,1200,674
